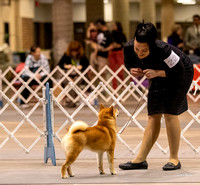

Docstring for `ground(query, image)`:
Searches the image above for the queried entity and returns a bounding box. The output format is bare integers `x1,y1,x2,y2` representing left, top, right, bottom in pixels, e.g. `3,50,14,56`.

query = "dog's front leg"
97,152,105,174
107,150,117,175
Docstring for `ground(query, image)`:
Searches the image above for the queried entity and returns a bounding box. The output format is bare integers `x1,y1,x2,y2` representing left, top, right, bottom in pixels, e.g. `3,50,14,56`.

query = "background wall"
72,3,86,22
31,2,200,23
20,0,35,18
175,4,200,22
33,2,113,23
34,3,52,22
70,2,200,23
1,0,200,51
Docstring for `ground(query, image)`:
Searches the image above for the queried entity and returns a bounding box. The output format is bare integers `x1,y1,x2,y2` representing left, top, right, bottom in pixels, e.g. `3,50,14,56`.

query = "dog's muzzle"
115,109,119,118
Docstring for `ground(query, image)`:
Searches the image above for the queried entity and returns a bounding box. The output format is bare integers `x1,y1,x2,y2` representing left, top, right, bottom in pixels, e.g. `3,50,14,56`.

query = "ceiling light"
177,0,196,4
104,0,110,4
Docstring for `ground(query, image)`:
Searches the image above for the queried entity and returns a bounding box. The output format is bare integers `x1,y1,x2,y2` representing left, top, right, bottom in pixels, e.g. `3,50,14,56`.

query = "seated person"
58,41,89,74
58,41,89,107
20,46,51,107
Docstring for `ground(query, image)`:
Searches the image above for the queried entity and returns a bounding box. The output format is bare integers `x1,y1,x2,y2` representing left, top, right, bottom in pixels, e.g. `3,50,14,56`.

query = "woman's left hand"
143,69,166,79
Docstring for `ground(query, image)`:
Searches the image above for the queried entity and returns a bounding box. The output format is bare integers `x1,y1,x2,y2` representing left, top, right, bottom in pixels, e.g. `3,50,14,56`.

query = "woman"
85,22,98,69
167,24,184,51
58,41,89,75
58,41,89,107
119,22,194,171
20,46,51,107
109,21,127,89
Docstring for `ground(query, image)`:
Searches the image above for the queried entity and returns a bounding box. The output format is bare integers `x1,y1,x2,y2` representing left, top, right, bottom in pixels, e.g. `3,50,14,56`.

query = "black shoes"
119,161,181,171
119,161,148,170
162,161,181,171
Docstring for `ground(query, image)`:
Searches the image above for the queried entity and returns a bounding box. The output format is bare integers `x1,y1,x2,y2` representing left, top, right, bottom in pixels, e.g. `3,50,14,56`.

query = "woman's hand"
97,45,104,51
35,73,42,80
177,43,184,49
130,68,144,77
64,64,73,69
143,69,166,79
77,65,83,71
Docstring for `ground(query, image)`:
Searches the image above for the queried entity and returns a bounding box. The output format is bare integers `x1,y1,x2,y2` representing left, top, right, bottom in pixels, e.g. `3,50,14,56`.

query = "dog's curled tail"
68,121,89,134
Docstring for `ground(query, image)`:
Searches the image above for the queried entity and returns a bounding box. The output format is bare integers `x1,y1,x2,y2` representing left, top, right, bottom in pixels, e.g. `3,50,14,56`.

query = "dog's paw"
61,175,68,179
111,171,117,175
100,171,105,175
69,173,75,177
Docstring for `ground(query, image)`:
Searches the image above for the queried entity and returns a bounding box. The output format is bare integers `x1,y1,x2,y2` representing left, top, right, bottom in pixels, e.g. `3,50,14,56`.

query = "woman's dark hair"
30,46,40,53
193,14,200,20
134,22,157,47
95,19,106,26
115,21,123,33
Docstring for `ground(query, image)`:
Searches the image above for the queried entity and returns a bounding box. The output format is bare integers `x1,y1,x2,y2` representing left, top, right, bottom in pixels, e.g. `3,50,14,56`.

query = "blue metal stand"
44,82,56,166
0,100,3,108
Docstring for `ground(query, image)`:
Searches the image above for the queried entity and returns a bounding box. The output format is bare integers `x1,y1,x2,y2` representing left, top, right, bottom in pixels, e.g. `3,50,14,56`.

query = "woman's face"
134,39,150,59
71,50,79,58
176,27,182,36
112,23,117,31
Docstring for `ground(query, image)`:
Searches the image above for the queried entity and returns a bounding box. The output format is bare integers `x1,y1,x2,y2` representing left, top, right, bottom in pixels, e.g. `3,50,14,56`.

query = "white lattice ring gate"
48,81,200,156
0,83,45,153
0,64,200,158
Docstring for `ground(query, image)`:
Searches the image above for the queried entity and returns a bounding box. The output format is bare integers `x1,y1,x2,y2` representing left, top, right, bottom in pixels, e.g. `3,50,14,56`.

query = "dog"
61,104,119,179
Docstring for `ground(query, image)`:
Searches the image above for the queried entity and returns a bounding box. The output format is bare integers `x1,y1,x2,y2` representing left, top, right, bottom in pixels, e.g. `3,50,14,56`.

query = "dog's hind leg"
97,152,105,174
67,166,74,177
61,160,72,179
61,148,83,179
107,149,116,175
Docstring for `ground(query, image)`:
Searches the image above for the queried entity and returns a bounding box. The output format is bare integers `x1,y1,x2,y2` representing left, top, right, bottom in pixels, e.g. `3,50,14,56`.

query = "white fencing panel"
0,65,200,154
51,81,200,155
0,83,45,153
1,65,199,104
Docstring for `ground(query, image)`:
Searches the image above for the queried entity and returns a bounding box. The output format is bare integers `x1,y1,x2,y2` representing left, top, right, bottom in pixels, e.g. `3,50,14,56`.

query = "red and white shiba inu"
61,104,119,179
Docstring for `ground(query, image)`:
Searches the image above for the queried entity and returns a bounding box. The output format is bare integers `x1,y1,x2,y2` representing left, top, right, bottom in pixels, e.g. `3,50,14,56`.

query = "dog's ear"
100,104,104,110
110,106,114,115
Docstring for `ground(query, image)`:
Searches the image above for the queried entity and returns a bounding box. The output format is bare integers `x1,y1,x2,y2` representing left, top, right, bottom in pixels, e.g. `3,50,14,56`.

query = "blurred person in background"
20,46,51,108
185,14,200,56
85,22,98,68
108,21,127,89
58,41,89,107
58,41,89,74
95,19,113,80
168,24,184,51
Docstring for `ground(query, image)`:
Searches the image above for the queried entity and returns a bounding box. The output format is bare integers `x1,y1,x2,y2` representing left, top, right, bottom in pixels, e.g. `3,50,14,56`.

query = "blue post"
44,82,56,166
0,100,3,108
0,70,2,108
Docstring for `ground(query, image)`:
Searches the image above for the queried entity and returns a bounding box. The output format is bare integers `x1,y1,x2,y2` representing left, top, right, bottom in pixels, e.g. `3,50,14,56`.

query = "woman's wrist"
155,70,166,77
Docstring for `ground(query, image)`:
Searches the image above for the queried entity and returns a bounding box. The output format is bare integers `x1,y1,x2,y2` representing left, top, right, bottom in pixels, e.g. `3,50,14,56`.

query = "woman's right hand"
64,64,73,69
130,68,144,77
